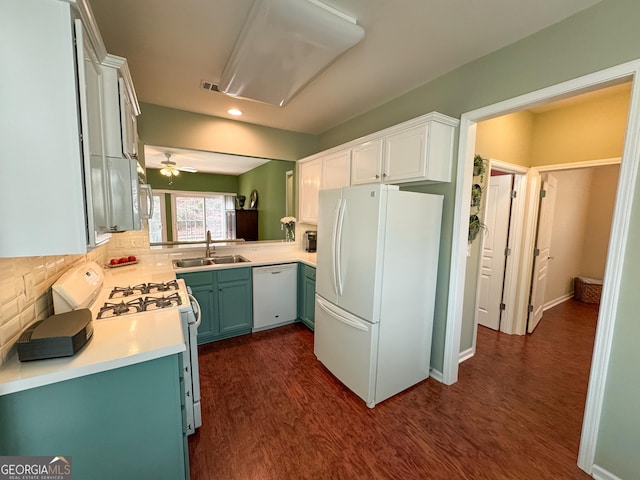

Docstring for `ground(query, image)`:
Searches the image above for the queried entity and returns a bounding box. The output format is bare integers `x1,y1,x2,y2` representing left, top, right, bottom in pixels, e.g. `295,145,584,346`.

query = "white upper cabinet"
299,150,350,225
296,112,458,225
0,0,143,257
351,140,383,185
101,55,140,161
321,150,352,190
383,125,429,183
0,0,112,257
352,113,457,185
76,19,111,245
298,158,322,224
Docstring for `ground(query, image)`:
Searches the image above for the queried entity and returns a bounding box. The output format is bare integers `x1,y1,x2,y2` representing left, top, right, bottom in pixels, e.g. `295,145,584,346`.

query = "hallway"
189,299,597,479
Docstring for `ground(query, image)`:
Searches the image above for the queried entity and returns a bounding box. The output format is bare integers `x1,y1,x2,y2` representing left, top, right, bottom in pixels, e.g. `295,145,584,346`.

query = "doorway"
473,162,621,344
472,160,528,339
445,60,640,474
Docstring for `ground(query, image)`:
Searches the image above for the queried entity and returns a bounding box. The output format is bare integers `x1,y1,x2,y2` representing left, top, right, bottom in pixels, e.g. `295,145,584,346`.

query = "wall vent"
200,80,220,92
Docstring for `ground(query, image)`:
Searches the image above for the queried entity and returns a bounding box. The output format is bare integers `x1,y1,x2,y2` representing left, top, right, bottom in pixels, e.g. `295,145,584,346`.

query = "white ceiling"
88,0,601,135
144,145,270,175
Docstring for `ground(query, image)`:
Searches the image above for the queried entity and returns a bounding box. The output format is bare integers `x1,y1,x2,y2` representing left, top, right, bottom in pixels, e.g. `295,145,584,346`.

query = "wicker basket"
574,277,603,304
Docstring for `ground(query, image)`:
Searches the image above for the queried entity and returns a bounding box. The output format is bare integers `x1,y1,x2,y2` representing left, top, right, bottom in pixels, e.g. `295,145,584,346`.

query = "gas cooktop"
97,281,184,319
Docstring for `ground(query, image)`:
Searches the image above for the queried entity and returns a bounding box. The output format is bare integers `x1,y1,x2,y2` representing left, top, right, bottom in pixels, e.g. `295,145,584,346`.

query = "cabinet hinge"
499,303,506,311
528,304,534,313
504,247,511,256
540,189,547,198
534,247,540,256
510,190,517,199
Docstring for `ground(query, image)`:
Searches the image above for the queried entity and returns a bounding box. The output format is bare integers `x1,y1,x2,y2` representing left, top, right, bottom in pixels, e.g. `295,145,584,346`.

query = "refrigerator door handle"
316,296,369,332
330,199,341,295
335,199,346,296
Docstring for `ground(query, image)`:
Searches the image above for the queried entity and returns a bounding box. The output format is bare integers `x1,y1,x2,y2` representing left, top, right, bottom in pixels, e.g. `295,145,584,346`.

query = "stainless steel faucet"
205,230,213,257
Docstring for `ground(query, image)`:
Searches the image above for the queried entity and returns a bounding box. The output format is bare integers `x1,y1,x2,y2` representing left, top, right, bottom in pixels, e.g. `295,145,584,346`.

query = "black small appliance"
303,230,317,252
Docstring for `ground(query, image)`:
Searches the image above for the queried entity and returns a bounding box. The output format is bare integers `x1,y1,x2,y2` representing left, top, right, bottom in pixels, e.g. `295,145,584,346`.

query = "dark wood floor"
189,299,598,479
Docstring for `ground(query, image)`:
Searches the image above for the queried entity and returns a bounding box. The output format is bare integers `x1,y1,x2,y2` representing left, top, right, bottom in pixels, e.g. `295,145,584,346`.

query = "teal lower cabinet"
179,267,253,344
180,270,216,342
298,263,316,330
0,355,188,480
217,268,253,336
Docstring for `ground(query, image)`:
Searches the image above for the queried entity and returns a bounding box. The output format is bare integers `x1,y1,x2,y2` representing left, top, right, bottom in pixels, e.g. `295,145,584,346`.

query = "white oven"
52,261,202,434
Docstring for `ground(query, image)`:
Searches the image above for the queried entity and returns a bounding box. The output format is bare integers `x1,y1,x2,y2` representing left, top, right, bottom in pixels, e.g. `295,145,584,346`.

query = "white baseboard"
429,368,444,383
543,292,574,311
592,464,623,480
459,347,474,363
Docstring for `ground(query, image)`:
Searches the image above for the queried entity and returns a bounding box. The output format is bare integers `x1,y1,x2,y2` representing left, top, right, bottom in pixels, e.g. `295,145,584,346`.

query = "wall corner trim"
459,347,475,364
592,464,624,480
429,368,444,384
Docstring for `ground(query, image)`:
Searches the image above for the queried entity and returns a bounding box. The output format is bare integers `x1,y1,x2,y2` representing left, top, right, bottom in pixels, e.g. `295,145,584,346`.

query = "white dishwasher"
252,263,298,331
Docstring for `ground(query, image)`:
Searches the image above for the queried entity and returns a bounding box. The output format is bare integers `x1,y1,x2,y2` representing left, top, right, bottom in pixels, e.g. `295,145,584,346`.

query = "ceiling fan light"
160,167,170,176
219,0,364,106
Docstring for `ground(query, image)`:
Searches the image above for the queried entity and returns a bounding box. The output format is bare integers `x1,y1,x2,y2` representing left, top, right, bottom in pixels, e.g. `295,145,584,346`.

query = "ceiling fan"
159,152,198,177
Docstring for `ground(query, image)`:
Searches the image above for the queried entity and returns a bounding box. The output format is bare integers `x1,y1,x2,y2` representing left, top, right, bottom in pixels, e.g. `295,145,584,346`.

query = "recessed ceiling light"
228,108,243,116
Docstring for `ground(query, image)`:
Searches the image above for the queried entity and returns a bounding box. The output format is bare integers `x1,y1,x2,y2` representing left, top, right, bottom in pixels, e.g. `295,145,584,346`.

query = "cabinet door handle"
382,173,387,178
375,174,380,179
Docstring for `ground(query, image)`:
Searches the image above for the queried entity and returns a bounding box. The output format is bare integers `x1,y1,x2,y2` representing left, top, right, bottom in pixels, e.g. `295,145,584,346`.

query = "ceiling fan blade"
177,166,198,173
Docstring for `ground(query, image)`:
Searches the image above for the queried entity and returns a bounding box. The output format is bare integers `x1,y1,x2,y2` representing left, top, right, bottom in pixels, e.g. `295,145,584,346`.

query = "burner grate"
146,280,179,294
98,298,145,319
143,292,182,311
109,284,147,299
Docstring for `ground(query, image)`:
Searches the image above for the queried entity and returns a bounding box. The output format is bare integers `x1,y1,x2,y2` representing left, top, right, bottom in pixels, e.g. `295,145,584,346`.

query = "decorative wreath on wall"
468,154,487,244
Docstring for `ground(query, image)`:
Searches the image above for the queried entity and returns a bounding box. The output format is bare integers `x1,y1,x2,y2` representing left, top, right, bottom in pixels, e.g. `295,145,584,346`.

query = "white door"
528,174,558,333
477,174,513,330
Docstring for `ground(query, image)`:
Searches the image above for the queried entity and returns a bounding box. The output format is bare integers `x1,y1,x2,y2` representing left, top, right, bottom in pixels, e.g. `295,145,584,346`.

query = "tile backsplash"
0,229,157,366
0,244,109,366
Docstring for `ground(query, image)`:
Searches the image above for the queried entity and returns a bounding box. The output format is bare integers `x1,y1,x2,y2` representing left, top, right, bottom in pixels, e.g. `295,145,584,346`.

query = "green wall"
317,0,640,477
138,103,317,161
238,160,295,241
147,167,238,193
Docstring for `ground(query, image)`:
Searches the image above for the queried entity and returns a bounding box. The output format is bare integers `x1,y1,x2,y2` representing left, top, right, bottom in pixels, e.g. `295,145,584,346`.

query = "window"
148,194,166,243
148,190,236,243
173,193,236,241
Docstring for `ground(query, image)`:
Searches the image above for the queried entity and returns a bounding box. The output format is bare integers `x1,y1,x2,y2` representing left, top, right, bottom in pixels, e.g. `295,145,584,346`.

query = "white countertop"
0,246,316,396
0,309,185,396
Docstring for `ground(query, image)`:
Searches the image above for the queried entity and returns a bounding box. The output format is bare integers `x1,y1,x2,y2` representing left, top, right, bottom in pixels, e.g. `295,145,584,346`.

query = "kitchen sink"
173,258,215,268
173,255,250,268
211,255,250,264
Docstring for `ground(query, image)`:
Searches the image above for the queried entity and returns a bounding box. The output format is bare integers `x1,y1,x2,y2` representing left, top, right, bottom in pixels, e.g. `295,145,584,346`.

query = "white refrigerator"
314,183,443,408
